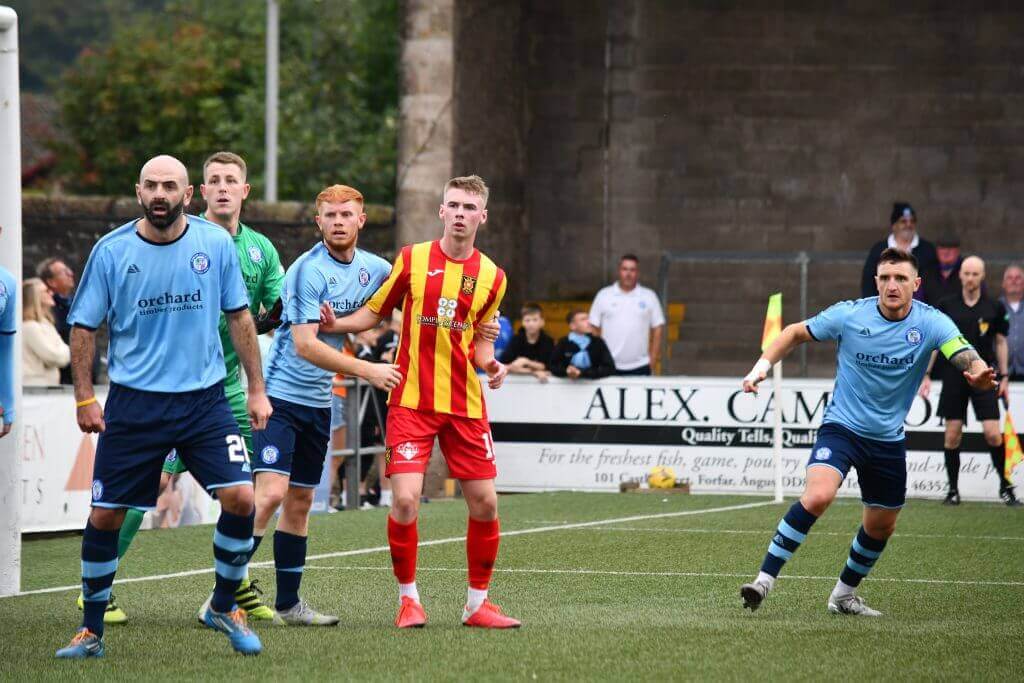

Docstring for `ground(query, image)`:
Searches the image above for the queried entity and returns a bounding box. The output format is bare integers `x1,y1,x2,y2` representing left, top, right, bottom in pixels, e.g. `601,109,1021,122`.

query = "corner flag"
1005,411,1023,483
761,293,782,351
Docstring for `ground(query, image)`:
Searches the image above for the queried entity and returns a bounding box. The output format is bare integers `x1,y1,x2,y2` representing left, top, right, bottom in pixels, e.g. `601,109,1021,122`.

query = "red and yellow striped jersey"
367,240,507,418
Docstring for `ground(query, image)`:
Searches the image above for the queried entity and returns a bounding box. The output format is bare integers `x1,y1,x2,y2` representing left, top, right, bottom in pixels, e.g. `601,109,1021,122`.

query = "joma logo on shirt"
137,289,203,308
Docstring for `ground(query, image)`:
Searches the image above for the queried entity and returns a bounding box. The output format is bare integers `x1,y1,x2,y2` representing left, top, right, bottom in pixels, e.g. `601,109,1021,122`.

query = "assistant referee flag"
1004,410,1023,483
761,293,782,351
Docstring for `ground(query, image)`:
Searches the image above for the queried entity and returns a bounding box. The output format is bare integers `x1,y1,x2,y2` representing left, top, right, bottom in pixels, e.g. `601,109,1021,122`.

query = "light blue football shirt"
807,297,971,441
68,216,249,392
265,242,390,408
0,266,16,424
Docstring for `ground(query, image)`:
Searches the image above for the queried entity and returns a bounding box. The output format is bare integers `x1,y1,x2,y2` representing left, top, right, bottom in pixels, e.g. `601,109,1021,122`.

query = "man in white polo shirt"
589,254,666,376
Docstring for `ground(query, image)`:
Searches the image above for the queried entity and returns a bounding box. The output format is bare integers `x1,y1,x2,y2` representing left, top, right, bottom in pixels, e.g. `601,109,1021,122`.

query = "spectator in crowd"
36,257,76,384
925,233,963,304
499,303,554,382
493,314,514,360
589,254,666,375
1001,262,1024,380
551,310,616,379
21,278,70,386
861,202,939,302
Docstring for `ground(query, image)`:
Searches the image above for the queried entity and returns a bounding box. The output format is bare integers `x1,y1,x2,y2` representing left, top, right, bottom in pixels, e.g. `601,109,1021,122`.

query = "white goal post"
0,5,22,597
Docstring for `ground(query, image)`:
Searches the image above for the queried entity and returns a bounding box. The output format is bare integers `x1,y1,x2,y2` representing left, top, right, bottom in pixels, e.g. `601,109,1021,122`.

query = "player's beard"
144,198,185,230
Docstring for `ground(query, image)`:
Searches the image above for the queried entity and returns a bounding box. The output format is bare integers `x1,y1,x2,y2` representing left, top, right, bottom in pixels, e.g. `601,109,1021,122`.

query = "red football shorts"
385,405,497,480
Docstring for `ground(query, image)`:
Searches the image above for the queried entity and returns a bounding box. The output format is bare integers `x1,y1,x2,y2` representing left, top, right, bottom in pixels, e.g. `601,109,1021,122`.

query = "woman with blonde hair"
22,278,70,386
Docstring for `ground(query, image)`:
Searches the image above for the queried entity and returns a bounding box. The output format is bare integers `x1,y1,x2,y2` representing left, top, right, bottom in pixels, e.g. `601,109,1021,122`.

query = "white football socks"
831,579,856,600
755,571,776,590
399,582,420,604
466,587,488,613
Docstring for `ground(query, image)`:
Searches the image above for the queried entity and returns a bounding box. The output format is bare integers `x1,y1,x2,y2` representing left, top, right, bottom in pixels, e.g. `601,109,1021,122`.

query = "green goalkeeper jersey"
219,221,284,386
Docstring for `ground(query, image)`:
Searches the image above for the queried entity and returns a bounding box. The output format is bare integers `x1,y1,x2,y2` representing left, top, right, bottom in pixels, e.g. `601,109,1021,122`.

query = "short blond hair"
203,151,247,180
315,184,364,212
443,175,489,206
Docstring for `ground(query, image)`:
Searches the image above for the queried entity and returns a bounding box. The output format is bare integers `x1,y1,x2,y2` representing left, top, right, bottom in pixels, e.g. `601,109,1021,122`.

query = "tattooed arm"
949,348,997,391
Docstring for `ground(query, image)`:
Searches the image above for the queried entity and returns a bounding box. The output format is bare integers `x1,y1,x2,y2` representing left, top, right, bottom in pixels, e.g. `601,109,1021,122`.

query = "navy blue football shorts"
806,422,907,509
90,381,252,509
251,395,331,488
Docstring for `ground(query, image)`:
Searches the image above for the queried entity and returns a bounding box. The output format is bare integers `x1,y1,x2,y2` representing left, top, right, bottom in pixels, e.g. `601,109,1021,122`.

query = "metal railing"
329,376,388,511
656,250,1022,377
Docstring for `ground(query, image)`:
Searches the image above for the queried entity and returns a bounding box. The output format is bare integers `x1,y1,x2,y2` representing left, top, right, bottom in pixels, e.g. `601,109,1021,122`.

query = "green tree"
55,0,399,204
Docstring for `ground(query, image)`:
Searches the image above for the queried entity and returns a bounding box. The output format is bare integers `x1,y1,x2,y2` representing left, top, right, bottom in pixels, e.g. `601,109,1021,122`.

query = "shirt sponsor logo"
396,442,418,460
905,327,922,345
855,351,915,367
359,267,370,287
190,252,211,274
137,289,204,315
248,245,263,263
261,445,280,465
91,479,104,501
814,446,832,460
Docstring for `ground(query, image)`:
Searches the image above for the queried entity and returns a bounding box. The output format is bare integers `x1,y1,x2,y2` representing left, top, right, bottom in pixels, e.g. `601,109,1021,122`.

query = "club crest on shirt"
359,267,370,287
91,479,104,501
248,245,263,263
397,442,418,460
905,327,922,345
261,445,280,465
979,319,989,335
814,447,831,461
461,275,477,296
190,252,211,274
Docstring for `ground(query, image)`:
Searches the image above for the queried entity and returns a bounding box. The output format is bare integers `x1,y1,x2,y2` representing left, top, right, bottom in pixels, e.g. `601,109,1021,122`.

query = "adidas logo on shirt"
858,327,871,336
127,264,140,274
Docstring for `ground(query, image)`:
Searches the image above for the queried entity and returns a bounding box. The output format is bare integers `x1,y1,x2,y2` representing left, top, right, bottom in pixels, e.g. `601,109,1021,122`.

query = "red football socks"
466,517,500,590
388,515,418,584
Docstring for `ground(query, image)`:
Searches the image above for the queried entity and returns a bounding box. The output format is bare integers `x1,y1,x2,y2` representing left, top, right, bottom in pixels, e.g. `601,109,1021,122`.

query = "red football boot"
461,600,521,629
395,596,427,628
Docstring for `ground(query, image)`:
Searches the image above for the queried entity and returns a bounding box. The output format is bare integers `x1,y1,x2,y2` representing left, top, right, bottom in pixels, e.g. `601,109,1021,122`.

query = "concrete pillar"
396,0,454,247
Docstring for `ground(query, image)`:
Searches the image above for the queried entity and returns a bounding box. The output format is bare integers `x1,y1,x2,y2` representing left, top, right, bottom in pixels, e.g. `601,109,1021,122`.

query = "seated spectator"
493,314,514,359
22,278,70,386
861,202,939,302
551,310,616,379
499,303,554,382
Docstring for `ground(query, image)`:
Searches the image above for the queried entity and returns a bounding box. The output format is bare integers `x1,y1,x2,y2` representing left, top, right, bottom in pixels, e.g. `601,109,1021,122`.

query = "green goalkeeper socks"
117,508,145,559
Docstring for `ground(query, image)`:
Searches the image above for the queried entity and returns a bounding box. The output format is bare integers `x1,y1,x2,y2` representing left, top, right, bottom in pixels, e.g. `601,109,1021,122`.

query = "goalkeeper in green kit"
77,151,283,622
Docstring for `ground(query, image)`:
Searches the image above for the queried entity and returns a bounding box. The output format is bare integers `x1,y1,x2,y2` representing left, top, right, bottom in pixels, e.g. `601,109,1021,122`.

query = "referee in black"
919,255,1021,506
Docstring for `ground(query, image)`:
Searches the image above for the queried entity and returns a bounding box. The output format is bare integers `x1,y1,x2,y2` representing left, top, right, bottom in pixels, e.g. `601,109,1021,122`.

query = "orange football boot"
395,596,427,628
461,600,521,629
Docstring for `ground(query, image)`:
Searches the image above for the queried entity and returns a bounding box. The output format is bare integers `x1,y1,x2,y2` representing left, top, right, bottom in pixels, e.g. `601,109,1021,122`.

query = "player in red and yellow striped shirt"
326,175,519,629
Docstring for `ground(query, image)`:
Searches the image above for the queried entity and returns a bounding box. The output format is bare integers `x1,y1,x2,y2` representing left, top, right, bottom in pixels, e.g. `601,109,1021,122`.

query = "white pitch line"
7,500,775,598
300,565,1024,588
583,527,1024,542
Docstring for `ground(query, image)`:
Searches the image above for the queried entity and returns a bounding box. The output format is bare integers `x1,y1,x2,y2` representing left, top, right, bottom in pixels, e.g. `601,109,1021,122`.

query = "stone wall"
20,195,395,280
435,0,1024,373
